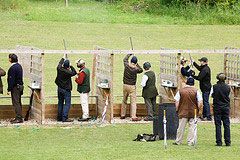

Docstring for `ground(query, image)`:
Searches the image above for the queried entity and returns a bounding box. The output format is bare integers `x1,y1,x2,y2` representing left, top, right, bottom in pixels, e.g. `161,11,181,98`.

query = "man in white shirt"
141,62,158,121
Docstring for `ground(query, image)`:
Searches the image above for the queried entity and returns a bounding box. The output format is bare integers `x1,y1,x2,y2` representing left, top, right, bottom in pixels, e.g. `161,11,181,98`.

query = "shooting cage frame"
0,46,240,124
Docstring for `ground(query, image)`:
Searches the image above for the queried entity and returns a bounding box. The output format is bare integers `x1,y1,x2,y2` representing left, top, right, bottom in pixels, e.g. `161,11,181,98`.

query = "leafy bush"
0,0,28,10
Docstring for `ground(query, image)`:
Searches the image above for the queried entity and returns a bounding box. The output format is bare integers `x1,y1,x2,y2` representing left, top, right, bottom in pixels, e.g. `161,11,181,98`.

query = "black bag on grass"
133,134,160,142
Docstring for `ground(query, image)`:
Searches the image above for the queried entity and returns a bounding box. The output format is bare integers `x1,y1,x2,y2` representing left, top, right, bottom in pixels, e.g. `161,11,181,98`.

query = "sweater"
123,54,143,85
7,63,23,92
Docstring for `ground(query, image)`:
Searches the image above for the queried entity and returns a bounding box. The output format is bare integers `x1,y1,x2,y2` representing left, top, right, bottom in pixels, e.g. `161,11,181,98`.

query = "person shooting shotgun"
173,77,202,146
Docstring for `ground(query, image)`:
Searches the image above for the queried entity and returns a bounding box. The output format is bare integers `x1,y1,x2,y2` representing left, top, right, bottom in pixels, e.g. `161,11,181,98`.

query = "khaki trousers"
121,84,137,118
175,118,197,146
80,93,89,119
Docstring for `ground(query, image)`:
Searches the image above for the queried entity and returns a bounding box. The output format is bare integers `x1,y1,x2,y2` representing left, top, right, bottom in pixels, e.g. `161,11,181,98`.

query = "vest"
77,68,90,93
142,71,158,98
178,86,198,118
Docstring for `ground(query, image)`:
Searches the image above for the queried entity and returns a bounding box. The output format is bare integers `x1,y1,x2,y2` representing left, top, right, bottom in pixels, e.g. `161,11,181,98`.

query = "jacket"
55,58,77,91
212,81,230,109
193,62,211,92
7,63,23,92
123,54,143,85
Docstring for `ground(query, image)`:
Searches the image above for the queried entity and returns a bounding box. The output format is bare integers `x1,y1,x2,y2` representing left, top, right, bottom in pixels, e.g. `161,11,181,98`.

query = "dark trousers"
202,91,211,118
144,97,156,118
214,107,231,145
57,87,71,121
11,85,23,120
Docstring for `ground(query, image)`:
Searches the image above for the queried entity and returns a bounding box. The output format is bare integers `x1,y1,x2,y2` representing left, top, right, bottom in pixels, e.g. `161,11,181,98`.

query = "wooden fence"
224,50,240,117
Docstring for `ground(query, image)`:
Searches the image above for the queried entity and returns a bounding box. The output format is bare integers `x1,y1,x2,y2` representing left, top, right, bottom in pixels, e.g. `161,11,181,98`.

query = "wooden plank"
1,49,240,55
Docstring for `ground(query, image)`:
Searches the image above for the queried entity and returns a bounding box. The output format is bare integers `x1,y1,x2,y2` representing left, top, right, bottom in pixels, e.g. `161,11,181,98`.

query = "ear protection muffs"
216,73,226,80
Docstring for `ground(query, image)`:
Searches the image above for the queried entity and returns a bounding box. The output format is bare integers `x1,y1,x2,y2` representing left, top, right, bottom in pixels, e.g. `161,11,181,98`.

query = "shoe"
216,143,222,146
131,117,141,121
10,118,23,124
144,117,153,121
62,119,74,122
207,117,212,121
200,117,207,121
57,119,62,122
120,116,126,119
78,117,91,122
226,143,231,146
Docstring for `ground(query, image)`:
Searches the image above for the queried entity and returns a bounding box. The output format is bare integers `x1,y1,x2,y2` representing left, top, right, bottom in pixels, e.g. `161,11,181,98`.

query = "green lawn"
0,123,239,160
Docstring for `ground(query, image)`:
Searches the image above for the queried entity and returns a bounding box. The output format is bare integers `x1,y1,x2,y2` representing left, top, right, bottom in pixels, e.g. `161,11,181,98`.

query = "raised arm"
123,54,131,67
193,62,202,71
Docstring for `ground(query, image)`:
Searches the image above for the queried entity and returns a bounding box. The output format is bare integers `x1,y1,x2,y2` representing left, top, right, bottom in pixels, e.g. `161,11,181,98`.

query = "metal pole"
163,109,167,149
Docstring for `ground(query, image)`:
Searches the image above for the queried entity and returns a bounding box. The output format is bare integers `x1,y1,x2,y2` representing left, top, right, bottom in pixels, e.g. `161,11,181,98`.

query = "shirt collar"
11,62,17,66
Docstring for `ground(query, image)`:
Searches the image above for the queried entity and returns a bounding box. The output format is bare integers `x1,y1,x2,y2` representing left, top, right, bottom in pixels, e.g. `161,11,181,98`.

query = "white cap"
76,59,85,65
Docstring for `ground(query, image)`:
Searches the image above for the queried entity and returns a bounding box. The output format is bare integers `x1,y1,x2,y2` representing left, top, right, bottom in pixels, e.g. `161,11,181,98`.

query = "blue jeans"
57,87,71,121
202,91,211,118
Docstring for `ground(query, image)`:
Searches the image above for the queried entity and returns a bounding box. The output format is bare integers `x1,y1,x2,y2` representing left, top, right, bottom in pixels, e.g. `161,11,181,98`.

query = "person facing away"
173,77,203,146
75,59,91,122
121,54,143,121
7,54,24,124
211,73,231,146
0,66,6,94
141,62,158,121
55,56,77,122
192,57,212,121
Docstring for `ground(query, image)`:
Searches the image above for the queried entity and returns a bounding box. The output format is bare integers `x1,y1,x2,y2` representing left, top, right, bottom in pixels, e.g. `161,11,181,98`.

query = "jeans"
57,87,71,121
214,107,231,145
202,91,211,118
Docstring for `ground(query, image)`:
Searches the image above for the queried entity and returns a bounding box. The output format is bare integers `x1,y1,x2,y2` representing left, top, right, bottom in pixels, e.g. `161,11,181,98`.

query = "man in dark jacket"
192,57,212,121
121,54,143,121
7,54,24,124
75,59,91,121
141,62,158,121
212,73,231,146
55,57,77,122
0,66,6,94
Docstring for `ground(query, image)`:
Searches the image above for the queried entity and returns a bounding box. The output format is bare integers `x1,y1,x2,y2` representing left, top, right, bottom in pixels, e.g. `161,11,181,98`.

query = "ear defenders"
216,73,226,81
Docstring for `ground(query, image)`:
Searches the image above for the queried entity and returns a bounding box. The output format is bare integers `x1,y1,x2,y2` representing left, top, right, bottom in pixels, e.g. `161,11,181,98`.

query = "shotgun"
129,37,134,51
63,39,68,59
24,87,34,121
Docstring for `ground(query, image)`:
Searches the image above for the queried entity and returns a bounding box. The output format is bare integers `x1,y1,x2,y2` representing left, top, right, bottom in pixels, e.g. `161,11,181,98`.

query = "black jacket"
212,81,230,109
193,62,211,92
55,58,77,91
7,63,23,92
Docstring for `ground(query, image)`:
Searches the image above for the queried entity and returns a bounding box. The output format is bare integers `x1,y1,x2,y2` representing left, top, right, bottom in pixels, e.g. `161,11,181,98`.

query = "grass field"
0,123,240,160
0,1,240,160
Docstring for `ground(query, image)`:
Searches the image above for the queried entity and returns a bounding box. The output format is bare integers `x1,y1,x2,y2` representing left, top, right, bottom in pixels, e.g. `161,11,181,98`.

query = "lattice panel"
225,53,240,82
159,53,178,87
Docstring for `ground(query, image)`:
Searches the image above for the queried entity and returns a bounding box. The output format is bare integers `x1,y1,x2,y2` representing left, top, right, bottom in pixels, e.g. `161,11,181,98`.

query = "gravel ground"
0,117,239,127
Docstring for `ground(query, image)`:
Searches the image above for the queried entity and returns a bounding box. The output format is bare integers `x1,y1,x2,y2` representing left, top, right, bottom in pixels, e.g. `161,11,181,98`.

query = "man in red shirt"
75,59,91,121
